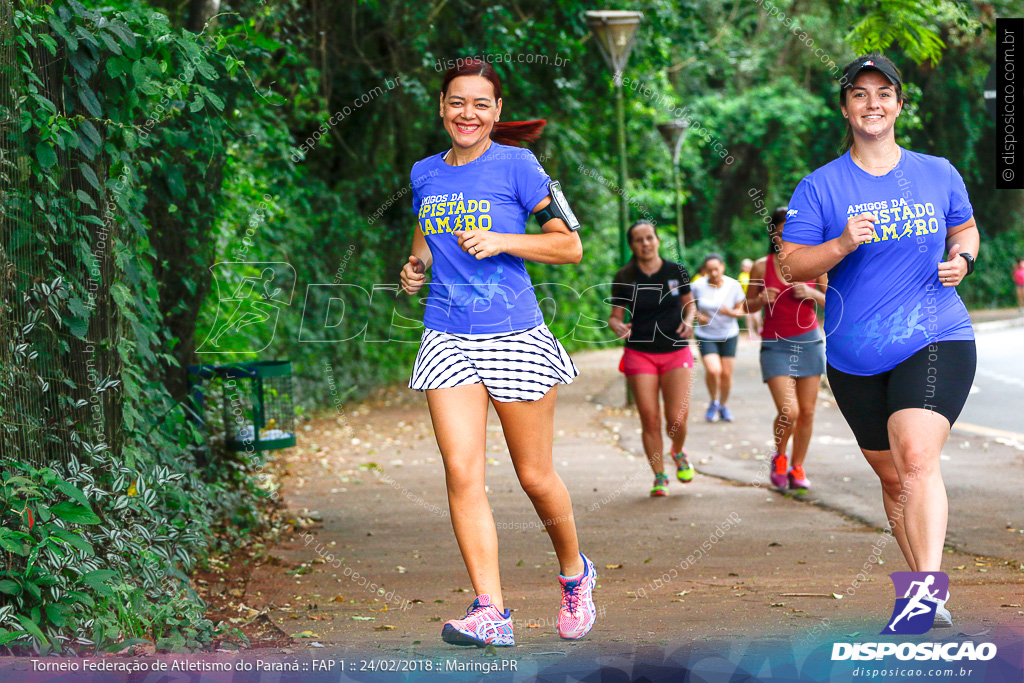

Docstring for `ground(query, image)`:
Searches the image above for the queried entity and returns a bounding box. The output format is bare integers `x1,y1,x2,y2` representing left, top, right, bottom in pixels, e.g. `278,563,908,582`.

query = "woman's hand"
838,212,877,254
717,304,743,319
764,287,780,305
610,319,632,340
400,255,426,295
675,320,693,339
455,229,507,259
938,243,968,288
696,311,710,325
790,283,816,300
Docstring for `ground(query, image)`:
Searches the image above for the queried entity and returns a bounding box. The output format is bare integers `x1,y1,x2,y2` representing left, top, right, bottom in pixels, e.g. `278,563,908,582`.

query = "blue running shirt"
411,142,551,333
783,149,974,375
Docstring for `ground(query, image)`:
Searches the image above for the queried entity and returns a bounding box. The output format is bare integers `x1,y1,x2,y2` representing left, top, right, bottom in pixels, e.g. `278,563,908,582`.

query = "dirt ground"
1,341,1021,682
234,345,1024,662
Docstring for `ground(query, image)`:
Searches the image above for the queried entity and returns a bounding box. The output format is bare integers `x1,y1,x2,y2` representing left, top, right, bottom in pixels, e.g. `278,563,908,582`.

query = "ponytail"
768,206,787,255
490,120,546,146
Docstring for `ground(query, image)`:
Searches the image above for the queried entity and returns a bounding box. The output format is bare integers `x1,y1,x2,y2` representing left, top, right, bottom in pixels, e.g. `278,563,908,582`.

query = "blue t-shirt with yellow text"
783,150,974,375
411,142,551,333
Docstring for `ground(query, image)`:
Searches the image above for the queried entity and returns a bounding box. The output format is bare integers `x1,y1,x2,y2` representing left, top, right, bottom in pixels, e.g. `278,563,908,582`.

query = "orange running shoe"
770,451,788,489
789,465,810,490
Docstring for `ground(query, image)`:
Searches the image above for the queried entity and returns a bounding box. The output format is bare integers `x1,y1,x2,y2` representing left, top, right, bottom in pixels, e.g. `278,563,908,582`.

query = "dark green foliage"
0,0,272,655
230,0,1020,420
1,0,1020,656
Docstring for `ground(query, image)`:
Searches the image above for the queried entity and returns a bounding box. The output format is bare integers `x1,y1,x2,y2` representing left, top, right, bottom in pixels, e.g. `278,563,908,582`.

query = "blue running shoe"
718,405,734,422
705,401,720,422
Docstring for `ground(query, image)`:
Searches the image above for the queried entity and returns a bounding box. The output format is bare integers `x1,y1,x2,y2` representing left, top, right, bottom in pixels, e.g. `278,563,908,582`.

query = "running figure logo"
451,265,515,310
881,571,949,635
197,262,295,354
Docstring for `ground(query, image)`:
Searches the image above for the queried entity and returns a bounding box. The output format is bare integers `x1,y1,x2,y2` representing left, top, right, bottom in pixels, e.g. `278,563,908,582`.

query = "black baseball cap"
840,54,902,90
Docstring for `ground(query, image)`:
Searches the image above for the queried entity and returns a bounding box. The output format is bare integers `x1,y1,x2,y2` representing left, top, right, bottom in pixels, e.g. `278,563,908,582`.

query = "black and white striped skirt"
408,323,579,402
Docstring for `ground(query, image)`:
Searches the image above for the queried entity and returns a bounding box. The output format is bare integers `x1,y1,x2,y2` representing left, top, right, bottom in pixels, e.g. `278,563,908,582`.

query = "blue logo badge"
881,572,949,635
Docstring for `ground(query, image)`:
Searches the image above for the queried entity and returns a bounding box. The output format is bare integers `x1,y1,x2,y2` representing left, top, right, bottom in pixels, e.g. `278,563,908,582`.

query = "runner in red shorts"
609,222,698,496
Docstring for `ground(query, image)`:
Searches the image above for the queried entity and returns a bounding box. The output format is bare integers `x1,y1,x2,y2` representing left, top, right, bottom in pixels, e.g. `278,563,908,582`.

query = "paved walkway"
245,333,1024,660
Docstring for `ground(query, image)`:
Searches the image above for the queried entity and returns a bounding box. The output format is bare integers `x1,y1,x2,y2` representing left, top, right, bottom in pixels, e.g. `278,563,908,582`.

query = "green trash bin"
220,361,297,452
186,361,297,456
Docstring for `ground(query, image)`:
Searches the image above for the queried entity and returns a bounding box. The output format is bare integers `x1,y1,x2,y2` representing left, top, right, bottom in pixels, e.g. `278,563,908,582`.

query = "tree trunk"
186,0,220,33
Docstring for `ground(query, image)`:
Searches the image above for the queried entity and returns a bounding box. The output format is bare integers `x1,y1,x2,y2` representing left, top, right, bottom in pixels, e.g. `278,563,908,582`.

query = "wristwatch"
958,252,975,276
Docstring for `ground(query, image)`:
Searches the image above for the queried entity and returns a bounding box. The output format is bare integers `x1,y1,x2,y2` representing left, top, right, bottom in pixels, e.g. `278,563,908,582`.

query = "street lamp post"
585,10,644,267
657,119,689,263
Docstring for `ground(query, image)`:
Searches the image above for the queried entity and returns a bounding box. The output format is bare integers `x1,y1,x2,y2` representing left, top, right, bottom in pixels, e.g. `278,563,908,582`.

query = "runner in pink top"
759,253,821,339
746,207,827,491
1014,258,1024,313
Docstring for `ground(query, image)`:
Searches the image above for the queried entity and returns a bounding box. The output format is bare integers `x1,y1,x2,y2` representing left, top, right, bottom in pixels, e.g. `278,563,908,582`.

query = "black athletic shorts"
826,340,977,451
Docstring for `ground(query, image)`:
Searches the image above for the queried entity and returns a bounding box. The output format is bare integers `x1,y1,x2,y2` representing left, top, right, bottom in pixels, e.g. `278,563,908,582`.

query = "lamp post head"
585,10,644,86
657,119,689,164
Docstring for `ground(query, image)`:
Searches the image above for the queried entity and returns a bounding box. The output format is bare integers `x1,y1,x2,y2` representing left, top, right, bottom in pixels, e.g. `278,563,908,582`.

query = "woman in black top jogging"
609,222,697,496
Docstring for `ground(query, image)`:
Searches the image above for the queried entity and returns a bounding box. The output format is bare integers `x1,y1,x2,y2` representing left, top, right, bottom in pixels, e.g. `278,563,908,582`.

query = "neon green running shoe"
650,472,670,497
672,450,695,483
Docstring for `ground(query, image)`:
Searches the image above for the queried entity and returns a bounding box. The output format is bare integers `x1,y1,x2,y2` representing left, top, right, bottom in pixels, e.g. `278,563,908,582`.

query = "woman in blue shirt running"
399,58,597,647
781,54,979,628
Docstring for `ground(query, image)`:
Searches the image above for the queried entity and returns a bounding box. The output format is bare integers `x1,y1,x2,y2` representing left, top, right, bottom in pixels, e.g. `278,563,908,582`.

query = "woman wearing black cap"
780,53,979,628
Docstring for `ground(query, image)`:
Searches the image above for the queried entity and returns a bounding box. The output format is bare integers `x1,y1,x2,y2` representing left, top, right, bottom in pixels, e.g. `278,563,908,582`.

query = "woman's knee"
880,473,904,500
895,446,940,478
444,463,484,492
640,412,662,434
796,402,815,424
517,468,559,499
778,404,799,425
664,410,687,431
868,460,904,498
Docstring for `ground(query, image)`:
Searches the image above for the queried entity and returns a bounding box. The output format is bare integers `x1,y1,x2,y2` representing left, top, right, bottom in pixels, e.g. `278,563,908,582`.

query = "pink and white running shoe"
441,594,514,647
557,553,597,639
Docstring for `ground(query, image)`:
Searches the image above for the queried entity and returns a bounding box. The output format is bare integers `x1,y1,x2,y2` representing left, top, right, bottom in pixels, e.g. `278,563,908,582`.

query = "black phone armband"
534,180,580,231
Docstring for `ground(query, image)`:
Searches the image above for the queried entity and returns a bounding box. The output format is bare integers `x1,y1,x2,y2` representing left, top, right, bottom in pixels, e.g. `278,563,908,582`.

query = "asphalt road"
957,323,1024,439
606,328,1024,563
